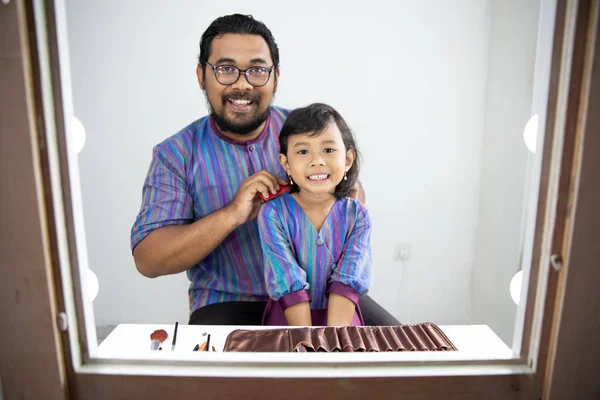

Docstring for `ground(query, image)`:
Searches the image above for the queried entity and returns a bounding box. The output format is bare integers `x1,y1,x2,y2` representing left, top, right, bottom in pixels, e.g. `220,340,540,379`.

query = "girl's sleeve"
328,206,373,305
257,203,311,309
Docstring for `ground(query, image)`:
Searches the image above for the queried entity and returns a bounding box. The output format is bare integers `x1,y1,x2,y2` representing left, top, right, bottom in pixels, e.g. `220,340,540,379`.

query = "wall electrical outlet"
394,243,411,261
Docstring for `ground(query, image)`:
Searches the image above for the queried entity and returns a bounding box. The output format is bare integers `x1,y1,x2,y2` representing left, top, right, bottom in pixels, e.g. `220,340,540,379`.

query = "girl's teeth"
309,174,328,181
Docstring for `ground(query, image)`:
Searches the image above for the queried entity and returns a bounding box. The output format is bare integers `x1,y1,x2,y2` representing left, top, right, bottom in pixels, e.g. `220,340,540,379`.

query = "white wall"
469,0,542,344
63,0,536,332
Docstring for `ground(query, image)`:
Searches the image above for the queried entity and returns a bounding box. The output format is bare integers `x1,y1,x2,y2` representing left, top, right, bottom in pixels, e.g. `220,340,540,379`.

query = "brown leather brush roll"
223,323,457,352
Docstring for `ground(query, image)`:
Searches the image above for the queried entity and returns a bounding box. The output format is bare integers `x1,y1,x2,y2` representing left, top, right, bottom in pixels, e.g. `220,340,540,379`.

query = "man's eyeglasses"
205,62,275,87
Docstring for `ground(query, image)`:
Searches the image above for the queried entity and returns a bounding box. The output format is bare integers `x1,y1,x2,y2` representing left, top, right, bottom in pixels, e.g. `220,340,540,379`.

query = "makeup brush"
150,329,168,350
171,322,179,351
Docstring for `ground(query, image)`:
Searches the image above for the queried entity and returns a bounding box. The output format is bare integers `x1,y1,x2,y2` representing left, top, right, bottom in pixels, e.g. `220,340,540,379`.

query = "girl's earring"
344,171,348,181
289,175,294,185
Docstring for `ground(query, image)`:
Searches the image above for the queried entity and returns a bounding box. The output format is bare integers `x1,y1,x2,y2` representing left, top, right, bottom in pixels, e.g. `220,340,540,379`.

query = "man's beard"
207,92,272,135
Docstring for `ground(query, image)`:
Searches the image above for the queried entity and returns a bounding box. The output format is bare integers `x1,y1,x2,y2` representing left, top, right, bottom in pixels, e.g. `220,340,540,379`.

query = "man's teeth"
229,99,251,105
308,174,329,181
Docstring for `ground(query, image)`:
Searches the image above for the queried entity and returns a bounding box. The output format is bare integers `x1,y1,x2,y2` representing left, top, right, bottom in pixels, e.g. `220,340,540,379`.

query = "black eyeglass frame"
204,62,276,87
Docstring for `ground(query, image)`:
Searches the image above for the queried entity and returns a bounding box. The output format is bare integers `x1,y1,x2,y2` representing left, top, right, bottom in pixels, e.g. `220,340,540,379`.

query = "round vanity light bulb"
523,114,538,154
86,268,99,302
510,270,523,305
72,116,87,154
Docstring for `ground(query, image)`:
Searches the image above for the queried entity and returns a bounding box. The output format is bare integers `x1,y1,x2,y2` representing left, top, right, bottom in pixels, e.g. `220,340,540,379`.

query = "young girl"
257,103,372,326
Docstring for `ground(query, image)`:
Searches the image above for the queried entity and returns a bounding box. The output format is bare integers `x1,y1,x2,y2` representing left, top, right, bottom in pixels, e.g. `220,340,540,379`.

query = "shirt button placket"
247,144,258,173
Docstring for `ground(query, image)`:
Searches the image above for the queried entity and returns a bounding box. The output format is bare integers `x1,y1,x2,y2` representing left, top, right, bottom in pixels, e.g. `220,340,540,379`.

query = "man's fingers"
250,172,279,194
252,182,270,199
240,170,285,197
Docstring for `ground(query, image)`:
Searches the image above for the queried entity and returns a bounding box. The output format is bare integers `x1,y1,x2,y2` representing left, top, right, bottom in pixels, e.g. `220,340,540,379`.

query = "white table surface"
96,324,514,360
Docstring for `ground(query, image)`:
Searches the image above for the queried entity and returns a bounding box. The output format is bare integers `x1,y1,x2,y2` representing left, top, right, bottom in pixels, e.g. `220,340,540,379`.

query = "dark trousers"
189,296,401,326
189,301,267,325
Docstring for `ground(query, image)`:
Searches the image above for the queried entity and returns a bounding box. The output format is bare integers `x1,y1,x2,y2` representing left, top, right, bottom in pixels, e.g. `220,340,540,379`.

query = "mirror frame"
4,0,596,397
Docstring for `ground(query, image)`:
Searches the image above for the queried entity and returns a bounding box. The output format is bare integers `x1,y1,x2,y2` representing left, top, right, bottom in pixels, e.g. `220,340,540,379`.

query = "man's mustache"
223,92,260,102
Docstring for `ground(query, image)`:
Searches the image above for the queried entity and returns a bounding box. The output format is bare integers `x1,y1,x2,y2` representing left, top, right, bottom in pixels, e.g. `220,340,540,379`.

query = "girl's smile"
307,173,330,183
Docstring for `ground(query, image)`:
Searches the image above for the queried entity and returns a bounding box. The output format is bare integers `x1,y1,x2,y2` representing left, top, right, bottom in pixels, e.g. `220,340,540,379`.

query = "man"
131,14,394,326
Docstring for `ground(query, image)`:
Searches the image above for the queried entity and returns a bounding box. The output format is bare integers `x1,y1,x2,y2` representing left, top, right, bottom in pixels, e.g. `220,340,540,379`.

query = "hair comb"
259,184,291,201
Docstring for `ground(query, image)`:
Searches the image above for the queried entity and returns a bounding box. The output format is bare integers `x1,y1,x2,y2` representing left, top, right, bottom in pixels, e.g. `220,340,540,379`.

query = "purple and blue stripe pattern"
257,193,372,310
131,107,290,312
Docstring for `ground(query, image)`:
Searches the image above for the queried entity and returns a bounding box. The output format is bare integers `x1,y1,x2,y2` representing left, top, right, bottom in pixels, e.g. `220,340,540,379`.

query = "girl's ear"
278,154,291,175
345,149,356,171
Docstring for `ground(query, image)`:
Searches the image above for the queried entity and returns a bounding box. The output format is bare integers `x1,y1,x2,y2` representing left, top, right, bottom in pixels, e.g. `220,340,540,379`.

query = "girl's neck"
293,190,336,211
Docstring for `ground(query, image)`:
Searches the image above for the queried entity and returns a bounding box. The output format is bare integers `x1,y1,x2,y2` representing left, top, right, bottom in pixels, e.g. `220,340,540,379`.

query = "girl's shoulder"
338,196,370,217
258,193,295,218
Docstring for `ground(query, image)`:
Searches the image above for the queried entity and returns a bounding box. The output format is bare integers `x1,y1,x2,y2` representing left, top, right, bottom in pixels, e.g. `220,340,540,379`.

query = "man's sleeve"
130,144,193,251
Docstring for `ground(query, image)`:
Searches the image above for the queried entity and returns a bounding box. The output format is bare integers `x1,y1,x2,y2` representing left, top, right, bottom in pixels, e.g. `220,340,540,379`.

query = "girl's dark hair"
279,103,360,198
198,14,279,70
